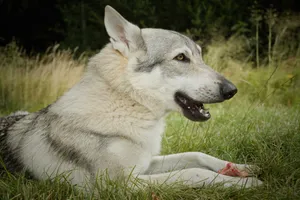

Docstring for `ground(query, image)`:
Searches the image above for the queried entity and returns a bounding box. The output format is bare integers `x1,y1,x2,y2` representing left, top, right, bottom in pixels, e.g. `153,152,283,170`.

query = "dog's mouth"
174,92,211,122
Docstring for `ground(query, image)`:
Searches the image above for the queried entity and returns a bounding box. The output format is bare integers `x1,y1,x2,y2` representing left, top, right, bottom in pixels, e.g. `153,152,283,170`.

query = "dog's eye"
174,53,190,62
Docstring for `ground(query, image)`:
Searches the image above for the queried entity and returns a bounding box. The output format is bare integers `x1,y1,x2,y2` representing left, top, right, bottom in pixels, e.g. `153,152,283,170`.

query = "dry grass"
0,43,85,114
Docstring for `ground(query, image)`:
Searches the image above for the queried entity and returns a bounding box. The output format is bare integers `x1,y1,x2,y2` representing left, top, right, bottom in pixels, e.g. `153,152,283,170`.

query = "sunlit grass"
0,43,85,115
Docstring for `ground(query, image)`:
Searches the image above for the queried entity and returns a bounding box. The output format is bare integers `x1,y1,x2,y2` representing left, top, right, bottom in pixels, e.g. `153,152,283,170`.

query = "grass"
0,43,85,115
0,39,300,199
1,101,299,199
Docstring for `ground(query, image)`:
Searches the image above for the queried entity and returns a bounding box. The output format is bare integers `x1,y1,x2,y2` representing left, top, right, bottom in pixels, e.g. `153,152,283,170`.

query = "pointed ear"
104,5,144,57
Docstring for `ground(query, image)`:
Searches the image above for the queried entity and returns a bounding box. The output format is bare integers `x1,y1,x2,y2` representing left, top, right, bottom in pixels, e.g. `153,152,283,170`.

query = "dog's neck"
88,44,168,119
50,45,167,133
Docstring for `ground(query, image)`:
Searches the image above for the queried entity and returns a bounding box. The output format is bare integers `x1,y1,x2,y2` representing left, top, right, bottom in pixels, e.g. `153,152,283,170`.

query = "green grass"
1,40,300,199
1,100,299,199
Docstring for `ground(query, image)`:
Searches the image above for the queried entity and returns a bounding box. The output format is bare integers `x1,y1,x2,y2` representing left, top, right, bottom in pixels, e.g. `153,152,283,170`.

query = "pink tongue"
218,163,249,177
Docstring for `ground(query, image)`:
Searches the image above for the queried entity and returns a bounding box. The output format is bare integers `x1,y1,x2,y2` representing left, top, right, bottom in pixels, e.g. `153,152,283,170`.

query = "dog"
0,6,262,189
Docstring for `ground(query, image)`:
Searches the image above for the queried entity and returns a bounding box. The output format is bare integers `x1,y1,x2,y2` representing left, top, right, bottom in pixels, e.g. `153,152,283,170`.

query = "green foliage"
57,0,158,52
54,0,257,51
1,0,300,59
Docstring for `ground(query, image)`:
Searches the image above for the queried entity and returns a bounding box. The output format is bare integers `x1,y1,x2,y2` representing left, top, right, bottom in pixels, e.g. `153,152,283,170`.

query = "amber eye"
174,53,190,62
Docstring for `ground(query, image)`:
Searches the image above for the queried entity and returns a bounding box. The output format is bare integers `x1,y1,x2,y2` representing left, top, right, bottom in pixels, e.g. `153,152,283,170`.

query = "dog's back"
0,111,29,172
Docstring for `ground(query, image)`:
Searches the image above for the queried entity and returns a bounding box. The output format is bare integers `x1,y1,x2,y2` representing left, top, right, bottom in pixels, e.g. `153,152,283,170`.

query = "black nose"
221,80,237,100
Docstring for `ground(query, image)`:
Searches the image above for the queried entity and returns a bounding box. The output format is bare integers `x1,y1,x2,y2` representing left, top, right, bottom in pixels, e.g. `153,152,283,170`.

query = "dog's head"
104,6,237,121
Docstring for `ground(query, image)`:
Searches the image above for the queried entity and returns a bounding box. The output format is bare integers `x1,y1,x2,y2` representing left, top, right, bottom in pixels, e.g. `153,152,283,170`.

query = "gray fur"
45,134,94,175
0,111,28,173
135,57,164,72
169,30,201,55
135,30,199,73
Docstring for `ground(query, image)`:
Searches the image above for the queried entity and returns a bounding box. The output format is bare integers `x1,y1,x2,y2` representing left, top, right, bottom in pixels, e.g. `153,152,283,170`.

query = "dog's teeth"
178,97,186,104
199,108,210,117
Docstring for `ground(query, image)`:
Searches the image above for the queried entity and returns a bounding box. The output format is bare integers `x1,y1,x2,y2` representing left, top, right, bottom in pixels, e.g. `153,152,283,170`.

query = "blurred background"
0,0,299,114
0,0,299,53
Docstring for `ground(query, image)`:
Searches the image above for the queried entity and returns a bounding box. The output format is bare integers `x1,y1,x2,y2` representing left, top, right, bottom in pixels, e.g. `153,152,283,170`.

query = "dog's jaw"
174,91,211,122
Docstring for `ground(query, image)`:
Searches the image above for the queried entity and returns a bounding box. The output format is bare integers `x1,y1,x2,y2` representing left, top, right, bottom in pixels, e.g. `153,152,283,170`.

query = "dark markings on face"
135,30,201,73
136,29,148,52
135,57,164,72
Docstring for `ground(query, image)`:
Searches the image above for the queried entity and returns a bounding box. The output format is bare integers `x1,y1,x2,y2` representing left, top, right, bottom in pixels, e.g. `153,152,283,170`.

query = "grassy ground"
0,41,300,199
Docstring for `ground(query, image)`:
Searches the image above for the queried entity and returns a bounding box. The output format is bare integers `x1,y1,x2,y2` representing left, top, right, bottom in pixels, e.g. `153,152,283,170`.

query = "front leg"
137,168,262,188
144,152,259,177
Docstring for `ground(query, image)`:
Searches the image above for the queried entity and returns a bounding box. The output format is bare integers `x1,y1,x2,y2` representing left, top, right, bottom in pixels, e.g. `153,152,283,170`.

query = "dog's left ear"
104,5,144,57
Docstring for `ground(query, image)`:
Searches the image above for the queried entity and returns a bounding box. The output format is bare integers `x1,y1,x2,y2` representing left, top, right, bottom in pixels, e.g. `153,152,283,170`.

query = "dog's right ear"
104,5,143,57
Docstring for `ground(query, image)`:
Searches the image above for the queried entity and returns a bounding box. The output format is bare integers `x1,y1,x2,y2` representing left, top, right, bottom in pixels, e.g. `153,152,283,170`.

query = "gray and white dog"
0,6,262,188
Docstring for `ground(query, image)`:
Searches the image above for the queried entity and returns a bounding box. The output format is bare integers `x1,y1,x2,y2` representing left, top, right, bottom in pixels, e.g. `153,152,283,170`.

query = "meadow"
0,35,299,199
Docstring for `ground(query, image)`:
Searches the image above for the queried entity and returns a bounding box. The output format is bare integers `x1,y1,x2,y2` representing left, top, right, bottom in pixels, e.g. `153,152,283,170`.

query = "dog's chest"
129,119,165,173
106,119,165,173
138,120,165,156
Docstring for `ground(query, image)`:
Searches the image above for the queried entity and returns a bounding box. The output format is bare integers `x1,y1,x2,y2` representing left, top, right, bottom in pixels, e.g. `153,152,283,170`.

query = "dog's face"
104,6,237,121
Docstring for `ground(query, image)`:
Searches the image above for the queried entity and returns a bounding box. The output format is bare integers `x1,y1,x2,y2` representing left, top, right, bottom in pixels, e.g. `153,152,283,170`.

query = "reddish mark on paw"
218,162,248,177
151,192,160,200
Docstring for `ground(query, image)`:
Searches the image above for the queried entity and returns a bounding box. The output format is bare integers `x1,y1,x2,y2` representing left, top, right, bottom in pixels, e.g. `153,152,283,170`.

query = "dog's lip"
174,92,211,122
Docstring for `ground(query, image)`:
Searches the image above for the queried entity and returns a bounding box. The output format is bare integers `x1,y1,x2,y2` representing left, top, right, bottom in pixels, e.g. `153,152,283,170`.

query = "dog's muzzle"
174,79,237,122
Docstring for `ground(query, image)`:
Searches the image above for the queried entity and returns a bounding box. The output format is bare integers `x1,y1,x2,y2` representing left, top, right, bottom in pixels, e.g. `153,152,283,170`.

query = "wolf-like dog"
0,6,262,189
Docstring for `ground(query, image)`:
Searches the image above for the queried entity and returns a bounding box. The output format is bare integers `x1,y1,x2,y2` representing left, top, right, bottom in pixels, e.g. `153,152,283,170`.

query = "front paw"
236,164,261,177
223,176,263,188
218,163,261,177
239,176,263,188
